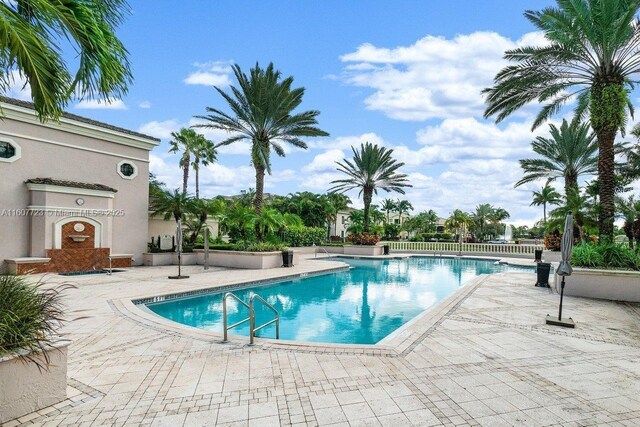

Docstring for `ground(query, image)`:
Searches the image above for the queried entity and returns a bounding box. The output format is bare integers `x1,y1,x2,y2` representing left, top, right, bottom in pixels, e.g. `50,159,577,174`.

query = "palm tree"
616,195,640,249
516,120,598,198
548,188,594,243
0,0,131,120
530,183,562,224
330,142,411,233
484,0,640,241
395,199,414,225
380,199,397,224
472,204,494,241
195,62,329,219
190,135,216,199
445,209,472,254
169,128,204,195
326,193,351,240
150,189,194,224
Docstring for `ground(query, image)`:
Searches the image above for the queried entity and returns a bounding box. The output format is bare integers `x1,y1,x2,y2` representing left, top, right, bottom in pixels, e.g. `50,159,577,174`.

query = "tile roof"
1,97,160,142
25,178,118,193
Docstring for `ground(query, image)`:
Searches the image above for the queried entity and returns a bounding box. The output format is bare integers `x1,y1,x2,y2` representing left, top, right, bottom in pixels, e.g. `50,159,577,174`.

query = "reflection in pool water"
145,257,532,344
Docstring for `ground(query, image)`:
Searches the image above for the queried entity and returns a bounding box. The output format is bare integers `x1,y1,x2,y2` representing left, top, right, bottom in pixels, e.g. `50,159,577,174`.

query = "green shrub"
347,233,381,245
232,241,287,252
572,243,639,270
0,275,72,367
282,226,325,247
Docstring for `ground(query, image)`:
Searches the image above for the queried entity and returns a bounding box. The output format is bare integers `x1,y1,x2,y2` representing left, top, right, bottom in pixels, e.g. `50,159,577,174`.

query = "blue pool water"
145,257,532,345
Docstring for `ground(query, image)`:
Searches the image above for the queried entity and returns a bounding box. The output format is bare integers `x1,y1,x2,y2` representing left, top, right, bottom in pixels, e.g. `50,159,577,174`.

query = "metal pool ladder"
222,292,280,345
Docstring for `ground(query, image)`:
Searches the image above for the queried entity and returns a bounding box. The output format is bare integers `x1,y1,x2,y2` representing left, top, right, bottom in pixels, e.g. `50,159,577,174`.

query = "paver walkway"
5,257,640,426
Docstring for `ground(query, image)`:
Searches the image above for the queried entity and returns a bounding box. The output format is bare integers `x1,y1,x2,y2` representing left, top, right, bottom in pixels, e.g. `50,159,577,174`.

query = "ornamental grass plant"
0,275,72,369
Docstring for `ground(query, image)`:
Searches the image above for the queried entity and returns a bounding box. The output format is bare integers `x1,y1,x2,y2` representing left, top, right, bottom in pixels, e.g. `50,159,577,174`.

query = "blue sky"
12,0,615,226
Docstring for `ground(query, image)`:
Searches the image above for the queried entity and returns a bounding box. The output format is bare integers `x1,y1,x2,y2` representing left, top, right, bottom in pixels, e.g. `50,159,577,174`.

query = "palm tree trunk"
591,81,624,242
543,203,547,224
254,165,265,215
595,129,616,241
195,155,200,199
254,165,265,240
182,163,189,195
363,189,372,233
564,171,578,198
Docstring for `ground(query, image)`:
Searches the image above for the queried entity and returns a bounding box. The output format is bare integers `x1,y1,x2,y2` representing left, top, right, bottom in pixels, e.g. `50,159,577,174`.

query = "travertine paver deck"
5,255,640,427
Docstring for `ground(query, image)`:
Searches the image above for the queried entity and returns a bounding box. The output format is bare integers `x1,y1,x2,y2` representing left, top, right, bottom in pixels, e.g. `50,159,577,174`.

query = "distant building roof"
25,178,117,193
1,97,160,142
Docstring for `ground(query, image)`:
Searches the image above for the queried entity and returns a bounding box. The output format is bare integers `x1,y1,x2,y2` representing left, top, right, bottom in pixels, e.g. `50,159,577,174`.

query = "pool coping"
113,255,535,355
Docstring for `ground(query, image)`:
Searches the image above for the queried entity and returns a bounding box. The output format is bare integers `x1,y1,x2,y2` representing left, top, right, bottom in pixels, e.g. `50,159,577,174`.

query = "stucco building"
0,97,159,273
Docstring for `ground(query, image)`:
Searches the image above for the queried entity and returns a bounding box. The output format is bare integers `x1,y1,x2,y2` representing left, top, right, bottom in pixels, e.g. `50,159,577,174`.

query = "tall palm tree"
530,183,562,224
330,142,411,233
484,0,640,241
169,128,202,195
380,199,397,224
0,0,131,120
395,199,414,225
515,120,598,197
190,134,216,199
195,62,329,219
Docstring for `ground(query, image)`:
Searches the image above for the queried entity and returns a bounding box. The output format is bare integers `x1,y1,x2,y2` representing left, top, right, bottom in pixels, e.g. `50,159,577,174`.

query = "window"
120,163,134,176
116,160,138,179
0,139,21,163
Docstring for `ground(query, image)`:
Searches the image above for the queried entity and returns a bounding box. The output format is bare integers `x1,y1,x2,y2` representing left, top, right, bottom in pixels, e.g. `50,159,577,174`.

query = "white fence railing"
384,241,542,255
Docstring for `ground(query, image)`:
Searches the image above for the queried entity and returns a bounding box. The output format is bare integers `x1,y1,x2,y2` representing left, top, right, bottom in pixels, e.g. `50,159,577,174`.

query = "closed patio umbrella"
169,218,189,279
546,212,574,328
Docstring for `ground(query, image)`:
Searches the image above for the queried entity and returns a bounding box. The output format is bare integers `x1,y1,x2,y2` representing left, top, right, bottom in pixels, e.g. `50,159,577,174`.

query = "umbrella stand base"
546,314,575,328
168,275,190,280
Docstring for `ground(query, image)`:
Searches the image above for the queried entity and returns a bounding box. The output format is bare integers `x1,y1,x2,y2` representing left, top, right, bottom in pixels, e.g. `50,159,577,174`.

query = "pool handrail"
249,293,280,344
222,292,251,342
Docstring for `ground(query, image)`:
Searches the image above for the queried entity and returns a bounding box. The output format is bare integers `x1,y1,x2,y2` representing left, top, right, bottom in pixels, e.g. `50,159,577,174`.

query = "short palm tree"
395,199,414,225
380,199,397,224
330,142,411,233
515,120,598,197
472,204,494,241
0,0,131,119
325,193,351,240
169,128,211,195
530,183,562,224
445,209,472,253
150,189,194,224
195,62,329,219
616,195,640,249
484,0,640,240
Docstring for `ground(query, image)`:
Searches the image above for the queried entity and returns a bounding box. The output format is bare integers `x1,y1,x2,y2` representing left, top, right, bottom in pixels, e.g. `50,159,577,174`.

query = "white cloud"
4,70,31,101
184,60,233,87
139,101,152,109
75,99,128,110
138,119,182,139
340,31,546,121
308,132,387,150
303,149,345,172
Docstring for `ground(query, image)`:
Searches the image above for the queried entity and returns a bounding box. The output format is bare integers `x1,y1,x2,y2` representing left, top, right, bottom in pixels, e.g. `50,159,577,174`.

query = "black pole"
178,251,181,277
558,276,565,321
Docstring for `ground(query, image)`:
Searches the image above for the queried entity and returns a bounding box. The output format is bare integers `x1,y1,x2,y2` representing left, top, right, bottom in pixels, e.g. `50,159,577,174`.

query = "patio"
6,257,640,427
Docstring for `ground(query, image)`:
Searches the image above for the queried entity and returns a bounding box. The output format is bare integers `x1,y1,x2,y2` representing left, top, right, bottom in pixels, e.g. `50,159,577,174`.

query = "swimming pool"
145,257,532,345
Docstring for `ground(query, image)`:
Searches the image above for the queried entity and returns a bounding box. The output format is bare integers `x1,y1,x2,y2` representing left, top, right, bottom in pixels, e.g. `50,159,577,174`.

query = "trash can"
282,250,294,267
534,249,543,263
535,262,551,287
383,245,390,255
